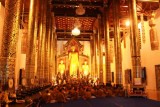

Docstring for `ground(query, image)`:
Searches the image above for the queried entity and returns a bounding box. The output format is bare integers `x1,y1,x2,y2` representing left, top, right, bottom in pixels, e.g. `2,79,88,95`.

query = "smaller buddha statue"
58,60,65,75
82,61,89,77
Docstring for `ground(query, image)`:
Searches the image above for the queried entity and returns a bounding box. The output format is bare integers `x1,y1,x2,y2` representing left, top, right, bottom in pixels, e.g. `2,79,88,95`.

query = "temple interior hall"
0,0,160,106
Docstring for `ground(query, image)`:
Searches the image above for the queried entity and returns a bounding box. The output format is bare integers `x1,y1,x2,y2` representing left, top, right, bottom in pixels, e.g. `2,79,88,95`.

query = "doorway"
155,65,160,91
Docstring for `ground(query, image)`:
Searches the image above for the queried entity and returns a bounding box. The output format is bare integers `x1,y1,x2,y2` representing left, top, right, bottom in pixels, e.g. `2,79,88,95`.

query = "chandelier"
71,18,81,36
72,27,80,36
76,3,85,15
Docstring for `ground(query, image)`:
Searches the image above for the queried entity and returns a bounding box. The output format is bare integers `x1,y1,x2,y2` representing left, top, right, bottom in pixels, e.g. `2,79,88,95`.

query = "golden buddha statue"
82,61,89,76
69,46,79,77
58,60,65,75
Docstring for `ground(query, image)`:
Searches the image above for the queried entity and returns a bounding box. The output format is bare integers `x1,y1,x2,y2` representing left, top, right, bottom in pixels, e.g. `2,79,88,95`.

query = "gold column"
104,6,111,83
94,17,99,79
37,0,45,84
48,24,52,82
0,0,22,90
93,32,98,78
44,1,51,83
37,23,43,84
50,14,56,80
98,15,103,83
51,13,57,77
41,0,47,84
55,34,58,76
90,35,95,77
34,0,40,80
129,0,141,78
47,9,52,82
25,0,37,85
113,0,122,85
52,32,56,77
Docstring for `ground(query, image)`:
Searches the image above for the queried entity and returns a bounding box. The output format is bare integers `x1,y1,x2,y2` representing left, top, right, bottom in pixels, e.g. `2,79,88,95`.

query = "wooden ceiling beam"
51,0,103,8
52,6,101,17
137,0,159,2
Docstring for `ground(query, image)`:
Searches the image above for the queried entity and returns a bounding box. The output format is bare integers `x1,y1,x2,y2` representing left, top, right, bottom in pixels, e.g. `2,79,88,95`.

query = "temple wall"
140,14,160,90
121,32,132,85
15,30,23,89
121,15,160,90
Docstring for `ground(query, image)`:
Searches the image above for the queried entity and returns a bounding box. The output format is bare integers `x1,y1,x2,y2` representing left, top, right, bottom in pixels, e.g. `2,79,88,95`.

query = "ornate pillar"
37,0,45,84
98,15,103,83
41,0,47,84
34,0,40,81
93,32,98,78
90,35,95,77
47,6,52,82
44,0,50,83
0,0,22,90
51,14,57,77
25,0,37,85
113,0,122,85
129,0,141,79
50,14,56,80
55,34,58,76
104,6,111,83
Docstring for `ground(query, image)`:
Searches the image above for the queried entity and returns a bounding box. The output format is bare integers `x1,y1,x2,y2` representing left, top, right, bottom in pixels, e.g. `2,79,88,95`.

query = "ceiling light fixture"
76,3,85,15
72,27,80,36
125,20,130,27
71,18,81,36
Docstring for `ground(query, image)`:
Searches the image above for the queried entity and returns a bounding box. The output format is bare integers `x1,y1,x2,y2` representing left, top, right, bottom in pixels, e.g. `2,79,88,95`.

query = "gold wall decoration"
140,14,146,43
149,12,159,50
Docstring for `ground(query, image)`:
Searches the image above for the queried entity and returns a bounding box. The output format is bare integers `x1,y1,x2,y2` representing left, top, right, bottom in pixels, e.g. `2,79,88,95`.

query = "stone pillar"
0,0,22,90
104,6,111,83
25,0,37,85
129,0,141,79
113,0,122,85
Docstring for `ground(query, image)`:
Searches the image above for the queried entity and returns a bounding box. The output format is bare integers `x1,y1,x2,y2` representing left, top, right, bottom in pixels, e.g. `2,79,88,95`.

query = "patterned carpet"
41,97,160,107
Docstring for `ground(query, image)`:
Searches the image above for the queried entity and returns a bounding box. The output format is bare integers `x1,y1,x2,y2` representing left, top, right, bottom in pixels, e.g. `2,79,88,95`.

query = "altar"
57,37,90,78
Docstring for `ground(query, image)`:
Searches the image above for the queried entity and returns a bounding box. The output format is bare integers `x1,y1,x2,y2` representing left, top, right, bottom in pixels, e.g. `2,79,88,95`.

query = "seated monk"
82,89,91,100
70,87,79,100
41,90,52,103
79,87,85,97
0,91,2,99
96,88,106,98
2,91,12,103
55,90,66,103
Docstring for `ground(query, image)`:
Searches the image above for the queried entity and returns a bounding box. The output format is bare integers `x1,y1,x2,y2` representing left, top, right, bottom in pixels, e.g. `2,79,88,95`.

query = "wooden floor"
146,90,160,101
